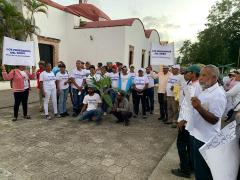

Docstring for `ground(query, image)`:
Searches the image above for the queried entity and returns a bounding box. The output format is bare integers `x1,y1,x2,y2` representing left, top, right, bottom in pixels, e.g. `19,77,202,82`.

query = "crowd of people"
1,60,240,179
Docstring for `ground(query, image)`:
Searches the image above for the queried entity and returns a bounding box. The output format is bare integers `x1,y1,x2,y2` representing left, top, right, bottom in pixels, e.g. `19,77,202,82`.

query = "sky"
54,0,218,50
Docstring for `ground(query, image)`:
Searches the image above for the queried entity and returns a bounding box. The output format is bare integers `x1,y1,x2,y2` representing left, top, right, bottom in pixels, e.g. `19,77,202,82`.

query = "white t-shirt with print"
129,72,136,81
86,74,101,86
39,71,56,90
146,73,155,88
166,74,182,97
19,70,29,89
109,72,119,89
70,69,86,89
56,71,69,90
83,93,102,111
134,76,149,90
120,73,131,91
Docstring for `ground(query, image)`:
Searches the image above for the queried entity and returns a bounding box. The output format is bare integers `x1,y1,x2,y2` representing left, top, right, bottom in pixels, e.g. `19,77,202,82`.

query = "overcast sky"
54,0,217,49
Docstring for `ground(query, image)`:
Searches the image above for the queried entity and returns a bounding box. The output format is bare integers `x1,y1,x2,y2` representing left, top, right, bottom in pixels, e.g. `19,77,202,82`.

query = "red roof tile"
38,0,110,21
78,18,140,29
144,29,154,38
66,4,111,21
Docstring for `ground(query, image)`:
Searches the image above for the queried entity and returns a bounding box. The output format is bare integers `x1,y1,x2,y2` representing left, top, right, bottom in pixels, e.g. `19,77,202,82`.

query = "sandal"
24,115,31,119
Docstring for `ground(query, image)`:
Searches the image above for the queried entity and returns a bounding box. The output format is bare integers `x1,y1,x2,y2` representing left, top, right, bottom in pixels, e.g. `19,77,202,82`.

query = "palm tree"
23,0,48,26
0,0,25,38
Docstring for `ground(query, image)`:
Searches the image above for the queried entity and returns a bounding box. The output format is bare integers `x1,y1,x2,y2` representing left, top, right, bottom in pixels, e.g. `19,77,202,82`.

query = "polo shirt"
191,83,227,143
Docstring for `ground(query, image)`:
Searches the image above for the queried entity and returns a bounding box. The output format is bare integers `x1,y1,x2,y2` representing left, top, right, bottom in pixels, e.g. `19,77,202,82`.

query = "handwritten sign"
2,37,35,66
199,121,240,180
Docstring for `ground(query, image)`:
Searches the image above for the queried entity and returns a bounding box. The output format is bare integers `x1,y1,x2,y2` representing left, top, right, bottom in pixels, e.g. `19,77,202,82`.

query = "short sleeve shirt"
134,76,149,90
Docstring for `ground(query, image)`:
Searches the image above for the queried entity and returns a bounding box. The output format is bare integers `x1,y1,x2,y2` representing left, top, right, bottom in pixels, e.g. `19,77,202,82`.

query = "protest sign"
2,37,35,66
199,121,239,180
151,43,175,65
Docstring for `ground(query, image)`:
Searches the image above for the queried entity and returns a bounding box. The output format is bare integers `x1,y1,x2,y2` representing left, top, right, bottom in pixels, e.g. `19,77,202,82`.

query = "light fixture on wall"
90,35,93,41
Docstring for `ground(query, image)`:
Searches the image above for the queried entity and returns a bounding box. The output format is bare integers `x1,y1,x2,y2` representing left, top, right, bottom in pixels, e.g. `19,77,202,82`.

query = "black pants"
158,93,168,119
132,90,137,114
177,126,192,174
193,137,213,180
14,89,29,118
134,90,147,116
146,87,154,112
112,111,132,123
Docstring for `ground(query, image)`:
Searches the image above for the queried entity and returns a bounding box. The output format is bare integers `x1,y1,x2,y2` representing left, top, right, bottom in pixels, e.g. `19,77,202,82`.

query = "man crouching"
75,87,103,125
111,91,132,126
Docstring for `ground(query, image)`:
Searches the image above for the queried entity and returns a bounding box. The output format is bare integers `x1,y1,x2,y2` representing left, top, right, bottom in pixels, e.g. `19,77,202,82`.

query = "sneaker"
143,116,147,119
12,118,18,122
60,113,65,117
150,111,153,114
64,112,70,116
171,168,190,178
103,112,107,116
116,120,123,123
125,121,129,126
55,114,61,118
72,112,78,117
45,115,52,120
164,121,172,125
133,114,137,118
158,117,164,121
23,115,31,119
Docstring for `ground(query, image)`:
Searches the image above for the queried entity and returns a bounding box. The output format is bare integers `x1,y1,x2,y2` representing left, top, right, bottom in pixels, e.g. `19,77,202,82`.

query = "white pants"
44,88,58,115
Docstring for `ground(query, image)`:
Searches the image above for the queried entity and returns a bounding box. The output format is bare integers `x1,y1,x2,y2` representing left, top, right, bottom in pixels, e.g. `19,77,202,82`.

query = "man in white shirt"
119,66,132,95
145,66,157,114
133,68,149,119
191,65,227,180
165,64,182,126
70,60,87,117
86,65,101,88
172,65,202,178
76,87,103,125
56,63,70,117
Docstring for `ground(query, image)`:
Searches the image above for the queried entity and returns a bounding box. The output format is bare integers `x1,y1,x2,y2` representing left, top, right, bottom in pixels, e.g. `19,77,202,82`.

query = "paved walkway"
0,89,179,180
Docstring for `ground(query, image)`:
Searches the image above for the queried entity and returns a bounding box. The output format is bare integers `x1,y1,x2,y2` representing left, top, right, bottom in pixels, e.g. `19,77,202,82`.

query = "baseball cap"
229,69,236,74
112,65,118,69
235,69,240,74
172,64,180,69
163,65,169,69
186,65,201,74
138,68,145,72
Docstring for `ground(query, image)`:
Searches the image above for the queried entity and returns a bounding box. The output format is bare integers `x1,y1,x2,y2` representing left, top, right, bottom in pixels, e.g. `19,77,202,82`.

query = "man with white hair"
191,65,227,180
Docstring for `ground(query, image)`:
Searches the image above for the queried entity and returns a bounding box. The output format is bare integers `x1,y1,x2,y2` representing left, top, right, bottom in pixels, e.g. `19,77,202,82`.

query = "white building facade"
18,0,161,70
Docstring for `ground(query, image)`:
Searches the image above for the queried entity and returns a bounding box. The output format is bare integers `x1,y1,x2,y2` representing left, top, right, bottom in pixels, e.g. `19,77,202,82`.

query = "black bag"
227,101,240,120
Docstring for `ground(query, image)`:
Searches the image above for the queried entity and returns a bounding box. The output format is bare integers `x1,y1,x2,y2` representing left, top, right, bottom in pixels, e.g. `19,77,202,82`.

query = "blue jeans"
58,88,69,114
77,108,103,122
72,88,85,114
146,87,154,112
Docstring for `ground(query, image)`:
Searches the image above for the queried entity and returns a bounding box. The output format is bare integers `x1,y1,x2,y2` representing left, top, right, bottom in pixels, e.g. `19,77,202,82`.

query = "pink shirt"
158,72,172,93
2,69,35,92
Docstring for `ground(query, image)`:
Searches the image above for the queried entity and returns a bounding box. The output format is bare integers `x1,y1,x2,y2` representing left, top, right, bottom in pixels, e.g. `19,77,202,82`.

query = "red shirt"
36,68,44,89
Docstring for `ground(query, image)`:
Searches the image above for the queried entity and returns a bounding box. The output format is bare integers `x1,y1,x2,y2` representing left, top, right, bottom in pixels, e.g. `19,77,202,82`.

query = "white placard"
199,121,239,180
2,37,35,66
151,43,174,65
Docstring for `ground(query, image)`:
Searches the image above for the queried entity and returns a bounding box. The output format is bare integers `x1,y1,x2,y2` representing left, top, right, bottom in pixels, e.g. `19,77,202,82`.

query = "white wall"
64,26,126,70
124,20,148,69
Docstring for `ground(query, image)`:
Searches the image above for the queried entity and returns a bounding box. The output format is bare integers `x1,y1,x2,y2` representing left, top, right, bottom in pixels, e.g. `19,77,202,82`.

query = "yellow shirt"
157,72,172,93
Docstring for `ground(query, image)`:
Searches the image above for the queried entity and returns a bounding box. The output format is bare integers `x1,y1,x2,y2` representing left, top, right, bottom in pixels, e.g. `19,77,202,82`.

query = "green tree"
178,0,240,68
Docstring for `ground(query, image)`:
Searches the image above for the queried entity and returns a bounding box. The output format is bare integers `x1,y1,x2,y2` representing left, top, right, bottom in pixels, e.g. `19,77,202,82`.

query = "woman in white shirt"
226,70,240,122
56,63,69,117
40,63,60,120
